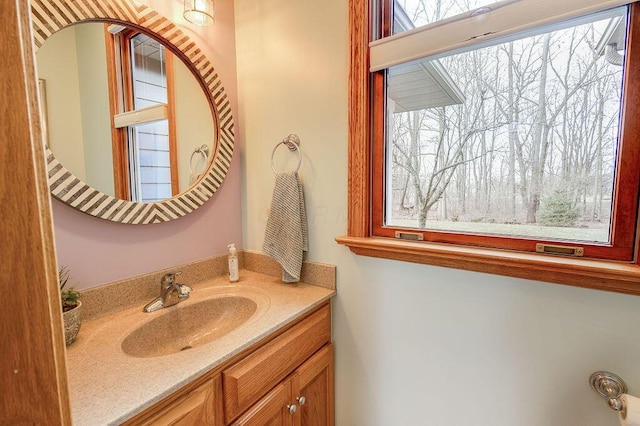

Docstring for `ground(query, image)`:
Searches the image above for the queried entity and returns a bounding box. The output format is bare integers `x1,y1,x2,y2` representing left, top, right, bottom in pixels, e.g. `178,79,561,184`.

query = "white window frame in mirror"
30,0,234,224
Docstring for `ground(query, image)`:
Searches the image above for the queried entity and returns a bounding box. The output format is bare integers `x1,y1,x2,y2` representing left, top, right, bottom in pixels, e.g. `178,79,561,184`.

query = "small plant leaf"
58,266,80,311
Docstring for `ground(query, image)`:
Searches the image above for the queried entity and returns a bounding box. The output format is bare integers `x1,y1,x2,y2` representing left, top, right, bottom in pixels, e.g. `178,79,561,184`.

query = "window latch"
535,243,584,257
395,231,424,241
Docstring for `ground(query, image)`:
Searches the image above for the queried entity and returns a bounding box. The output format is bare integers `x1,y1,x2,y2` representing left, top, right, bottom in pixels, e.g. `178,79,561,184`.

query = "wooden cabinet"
231,344,334,426
132,376,224,426
293,344,334,426
230,381,294,426
124,303,333,426
223,305,331,421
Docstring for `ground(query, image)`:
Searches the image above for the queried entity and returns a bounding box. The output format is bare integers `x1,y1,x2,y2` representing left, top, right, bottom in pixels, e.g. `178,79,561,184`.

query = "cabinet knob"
296,396,306,406
287,404,298,415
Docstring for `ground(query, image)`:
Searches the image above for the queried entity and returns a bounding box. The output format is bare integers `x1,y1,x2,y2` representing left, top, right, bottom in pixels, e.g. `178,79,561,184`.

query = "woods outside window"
373,1,639,261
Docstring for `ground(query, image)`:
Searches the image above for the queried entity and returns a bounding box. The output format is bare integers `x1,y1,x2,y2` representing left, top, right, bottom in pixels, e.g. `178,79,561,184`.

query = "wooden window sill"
335,235,640,295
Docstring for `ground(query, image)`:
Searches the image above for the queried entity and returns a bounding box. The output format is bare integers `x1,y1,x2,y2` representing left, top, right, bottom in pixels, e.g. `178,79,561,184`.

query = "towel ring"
190,144,210,175
271,134,302,174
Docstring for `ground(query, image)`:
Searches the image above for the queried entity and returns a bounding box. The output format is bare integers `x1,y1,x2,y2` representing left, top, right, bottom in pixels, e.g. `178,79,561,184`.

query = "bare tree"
388,0,623,237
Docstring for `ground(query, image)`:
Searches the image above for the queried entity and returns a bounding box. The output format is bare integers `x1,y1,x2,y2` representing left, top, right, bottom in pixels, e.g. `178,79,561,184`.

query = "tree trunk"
593,80,605,221
507,43,518,220
409,111,422,214
526,34,551,223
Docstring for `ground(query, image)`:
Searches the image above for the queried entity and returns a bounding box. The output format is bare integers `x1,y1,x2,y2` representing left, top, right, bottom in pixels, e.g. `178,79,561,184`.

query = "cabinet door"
292,344,334,426
137,376,224,426
231,381,294,426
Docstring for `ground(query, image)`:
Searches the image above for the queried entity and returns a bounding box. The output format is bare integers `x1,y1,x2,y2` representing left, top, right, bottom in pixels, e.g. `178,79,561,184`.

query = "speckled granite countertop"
65,270,335,425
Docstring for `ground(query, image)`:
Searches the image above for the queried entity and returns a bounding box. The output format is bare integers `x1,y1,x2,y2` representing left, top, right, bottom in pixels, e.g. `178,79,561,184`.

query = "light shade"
184,0,215,27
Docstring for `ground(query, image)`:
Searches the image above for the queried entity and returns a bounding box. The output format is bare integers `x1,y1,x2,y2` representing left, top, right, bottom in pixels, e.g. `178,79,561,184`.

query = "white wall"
36,24,112,193
234,1,640,425
75,23,114,196
36,26,86,181
174,57,214,192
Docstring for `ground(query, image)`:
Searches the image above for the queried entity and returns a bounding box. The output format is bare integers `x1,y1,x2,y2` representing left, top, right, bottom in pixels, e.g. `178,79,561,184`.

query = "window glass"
385,7,627,244
130,33,168,108
128,121,171,202
127,34,172,202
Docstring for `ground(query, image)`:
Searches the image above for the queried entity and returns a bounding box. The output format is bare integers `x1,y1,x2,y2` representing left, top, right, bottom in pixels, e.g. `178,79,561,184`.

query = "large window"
338,0,640,293
372,0,640,261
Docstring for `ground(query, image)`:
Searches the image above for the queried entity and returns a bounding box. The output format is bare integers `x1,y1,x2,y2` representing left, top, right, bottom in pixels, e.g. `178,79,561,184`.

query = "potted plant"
59,266,82,346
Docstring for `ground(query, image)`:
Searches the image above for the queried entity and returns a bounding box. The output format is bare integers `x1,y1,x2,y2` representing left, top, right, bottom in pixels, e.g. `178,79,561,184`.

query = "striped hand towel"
263,171,308,283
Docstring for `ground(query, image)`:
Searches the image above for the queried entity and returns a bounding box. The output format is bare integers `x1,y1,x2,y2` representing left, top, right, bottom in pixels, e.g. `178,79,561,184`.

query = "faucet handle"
178,284,192,300
160,271,182,287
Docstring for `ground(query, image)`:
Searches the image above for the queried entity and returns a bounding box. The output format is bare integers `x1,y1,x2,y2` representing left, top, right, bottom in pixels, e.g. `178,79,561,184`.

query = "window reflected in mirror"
36,22,214,203
110,28,177,202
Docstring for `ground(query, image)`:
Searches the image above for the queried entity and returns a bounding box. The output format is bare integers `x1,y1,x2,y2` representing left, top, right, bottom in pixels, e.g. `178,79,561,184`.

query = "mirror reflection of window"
109,28,178,202
35,22,215,204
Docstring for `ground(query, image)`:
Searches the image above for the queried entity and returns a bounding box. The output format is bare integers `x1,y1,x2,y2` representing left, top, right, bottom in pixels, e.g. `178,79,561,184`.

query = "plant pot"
63,301,82,346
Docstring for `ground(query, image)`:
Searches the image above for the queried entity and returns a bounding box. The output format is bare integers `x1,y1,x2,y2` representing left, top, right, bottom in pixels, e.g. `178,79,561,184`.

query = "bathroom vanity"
126,304,332,425
66,269,335,425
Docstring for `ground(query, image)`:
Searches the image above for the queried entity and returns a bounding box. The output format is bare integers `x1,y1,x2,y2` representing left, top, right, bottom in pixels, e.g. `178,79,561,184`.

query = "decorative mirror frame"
31,0,234,224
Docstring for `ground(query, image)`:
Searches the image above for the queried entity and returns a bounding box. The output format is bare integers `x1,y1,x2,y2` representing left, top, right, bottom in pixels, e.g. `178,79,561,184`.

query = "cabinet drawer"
223,304,331,422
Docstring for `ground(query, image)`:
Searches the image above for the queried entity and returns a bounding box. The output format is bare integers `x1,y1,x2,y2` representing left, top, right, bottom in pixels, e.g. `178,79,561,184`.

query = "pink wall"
52,0,242,290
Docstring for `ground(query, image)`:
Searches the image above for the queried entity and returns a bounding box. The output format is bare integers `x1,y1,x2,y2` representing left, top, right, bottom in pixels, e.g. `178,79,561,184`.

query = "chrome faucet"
143,272,192,313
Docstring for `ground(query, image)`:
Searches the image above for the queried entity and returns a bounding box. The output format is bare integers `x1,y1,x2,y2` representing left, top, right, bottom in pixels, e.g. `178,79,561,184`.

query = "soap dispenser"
227,243,239,282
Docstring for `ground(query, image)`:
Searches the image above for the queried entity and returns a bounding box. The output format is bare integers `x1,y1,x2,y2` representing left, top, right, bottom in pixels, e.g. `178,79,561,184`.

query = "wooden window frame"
336,0,640,295
105,28,179,200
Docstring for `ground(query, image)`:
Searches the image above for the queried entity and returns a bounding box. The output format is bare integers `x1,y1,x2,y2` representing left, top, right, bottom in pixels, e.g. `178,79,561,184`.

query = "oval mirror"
31,0,234,224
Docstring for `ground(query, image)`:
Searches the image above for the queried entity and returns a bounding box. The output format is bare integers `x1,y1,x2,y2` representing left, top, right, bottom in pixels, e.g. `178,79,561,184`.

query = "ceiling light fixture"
184,0,215,27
